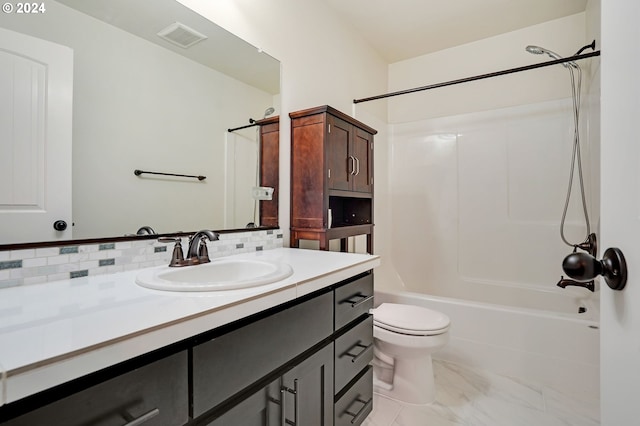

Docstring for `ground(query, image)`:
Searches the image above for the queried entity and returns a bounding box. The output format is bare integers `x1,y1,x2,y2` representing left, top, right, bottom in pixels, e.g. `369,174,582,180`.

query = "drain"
578,306,587,314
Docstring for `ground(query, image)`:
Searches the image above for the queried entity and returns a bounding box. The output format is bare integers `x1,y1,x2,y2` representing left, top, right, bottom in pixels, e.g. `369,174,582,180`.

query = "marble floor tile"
363,360,600,426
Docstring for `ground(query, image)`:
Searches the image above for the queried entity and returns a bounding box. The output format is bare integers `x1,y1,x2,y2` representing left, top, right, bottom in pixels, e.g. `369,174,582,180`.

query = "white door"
225,131,258,228
0,27,73,244
600,1,640,424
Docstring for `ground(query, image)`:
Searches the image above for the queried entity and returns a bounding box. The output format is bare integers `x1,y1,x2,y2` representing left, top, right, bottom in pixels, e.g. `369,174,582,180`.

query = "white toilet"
370,303,451,405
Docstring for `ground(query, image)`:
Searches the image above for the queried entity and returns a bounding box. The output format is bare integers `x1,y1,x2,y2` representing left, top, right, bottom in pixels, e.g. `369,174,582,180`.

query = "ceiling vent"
157,22,207,49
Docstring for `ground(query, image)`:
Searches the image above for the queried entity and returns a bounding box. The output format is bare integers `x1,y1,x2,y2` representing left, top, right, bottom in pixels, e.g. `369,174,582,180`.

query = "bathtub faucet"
556,276,595,292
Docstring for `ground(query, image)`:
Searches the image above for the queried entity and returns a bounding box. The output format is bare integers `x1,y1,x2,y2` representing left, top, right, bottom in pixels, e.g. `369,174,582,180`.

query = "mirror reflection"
0,0,280,246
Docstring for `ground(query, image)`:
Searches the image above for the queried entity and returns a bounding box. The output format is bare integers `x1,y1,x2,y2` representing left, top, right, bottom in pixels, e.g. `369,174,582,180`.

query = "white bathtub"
374,286,600,400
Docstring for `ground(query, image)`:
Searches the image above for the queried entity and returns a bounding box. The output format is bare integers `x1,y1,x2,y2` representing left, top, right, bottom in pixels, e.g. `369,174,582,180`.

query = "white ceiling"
323,0,588,63
56,0,280,94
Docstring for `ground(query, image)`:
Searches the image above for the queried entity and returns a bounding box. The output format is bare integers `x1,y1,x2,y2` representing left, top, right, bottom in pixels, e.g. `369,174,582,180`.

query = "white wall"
175,0,389,250
0,1,275,238
388,13,587,123
380,14,598,298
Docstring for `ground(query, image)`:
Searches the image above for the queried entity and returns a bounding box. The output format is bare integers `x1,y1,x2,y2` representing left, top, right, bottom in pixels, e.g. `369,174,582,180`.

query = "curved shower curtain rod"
353,50,600,104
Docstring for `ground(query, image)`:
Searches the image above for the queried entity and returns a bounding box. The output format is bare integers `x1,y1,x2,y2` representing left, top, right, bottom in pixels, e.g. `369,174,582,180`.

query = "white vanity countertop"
0,248,380,405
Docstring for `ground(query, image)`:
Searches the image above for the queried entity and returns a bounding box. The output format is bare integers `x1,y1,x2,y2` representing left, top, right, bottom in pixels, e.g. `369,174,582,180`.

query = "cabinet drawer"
6,351,188,426
334,366,373,426
335,273,374,330
192,291,333,417
334,315,374,393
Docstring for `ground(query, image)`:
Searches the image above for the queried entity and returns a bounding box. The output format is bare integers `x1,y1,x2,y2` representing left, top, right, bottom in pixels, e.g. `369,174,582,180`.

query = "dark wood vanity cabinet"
258,116,279,227
192,291,334,420
203,272,374,426
0,272,374,426
290,106,377,253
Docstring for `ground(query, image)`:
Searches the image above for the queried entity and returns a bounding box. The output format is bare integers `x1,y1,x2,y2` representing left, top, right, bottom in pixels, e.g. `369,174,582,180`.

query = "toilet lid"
372,303,450,335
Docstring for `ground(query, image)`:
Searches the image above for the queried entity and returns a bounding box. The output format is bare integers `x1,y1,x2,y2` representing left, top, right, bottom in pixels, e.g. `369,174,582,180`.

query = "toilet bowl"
371,303,450,405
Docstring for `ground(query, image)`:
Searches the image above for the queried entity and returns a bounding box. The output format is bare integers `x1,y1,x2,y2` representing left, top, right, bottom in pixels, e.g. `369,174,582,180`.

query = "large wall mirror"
0,0,280,247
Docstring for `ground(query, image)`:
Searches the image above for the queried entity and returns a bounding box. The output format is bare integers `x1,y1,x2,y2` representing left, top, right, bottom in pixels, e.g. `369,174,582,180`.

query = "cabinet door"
327,115,353,191
259,119,279,227
352,128,373,193
206,379,280,426
281,344,334,426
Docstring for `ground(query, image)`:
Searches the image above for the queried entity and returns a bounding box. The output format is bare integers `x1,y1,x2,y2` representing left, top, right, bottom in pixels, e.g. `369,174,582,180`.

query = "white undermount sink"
135,258,293,292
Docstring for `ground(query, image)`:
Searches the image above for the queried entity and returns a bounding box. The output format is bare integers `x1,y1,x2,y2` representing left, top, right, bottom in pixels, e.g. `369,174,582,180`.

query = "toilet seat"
372,303,450,336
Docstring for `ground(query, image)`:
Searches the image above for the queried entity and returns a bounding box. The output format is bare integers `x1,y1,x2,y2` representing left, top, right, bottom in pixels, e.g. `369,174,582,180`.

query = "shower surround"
379,94,600,400
389,97,597,297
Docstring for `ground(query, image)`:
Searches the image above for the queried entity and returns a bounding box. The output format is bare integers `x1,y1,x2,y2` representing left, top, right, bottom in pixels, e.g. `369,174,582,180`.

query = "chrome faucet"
158,230,219,267
186,230,219,263
556,276,595,292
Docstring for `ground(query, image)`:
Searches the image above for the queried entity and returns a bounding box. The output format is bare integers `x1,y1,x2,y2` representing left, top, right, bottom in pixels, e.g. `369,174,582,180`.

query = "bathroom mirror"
0,0,280,247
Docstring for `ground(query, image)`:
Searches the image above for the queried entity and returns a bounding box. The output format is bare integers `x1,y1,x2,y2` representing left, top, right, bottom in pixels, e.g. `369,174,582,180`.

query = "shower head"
525,45,548,56
263,107,275,118
525,45,578,69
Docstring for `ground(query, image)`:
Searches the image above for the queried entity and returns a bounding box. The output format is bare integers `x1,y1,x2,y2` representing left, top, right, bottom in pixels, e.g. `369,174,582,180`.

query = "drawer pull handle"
342,341,374,363
122,408,160,426
343,293,374,308
344,397,373,424
349,155,357,175
281,379,299,426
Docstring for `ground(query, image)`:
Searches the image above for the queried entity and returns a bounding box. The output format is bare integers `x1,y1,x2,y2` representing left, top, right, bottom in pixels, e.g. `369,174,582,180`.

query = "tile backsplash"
0,229,283,289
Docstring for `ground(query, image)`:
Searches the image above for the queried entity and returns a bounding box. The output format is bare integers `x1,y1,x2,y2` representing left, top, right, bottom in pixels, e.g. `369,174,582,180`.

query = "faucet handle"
158,237,185,267
197,238,211,263
196,232,218,263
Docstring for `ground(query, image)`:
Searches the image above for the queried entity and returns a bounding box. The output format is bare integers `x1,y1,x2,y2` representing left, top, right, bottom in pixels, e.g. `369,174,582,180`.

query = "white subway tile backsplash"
79,245,99,254
12,249,34,260
10,269,23,279
89,251,109,261
0,279,22,288
68,253,91,263
105,265,125,274
22,257,47,268
48,272,69,282
47,255,70,266
124,263,141,272
1,229,284,289
36,247,59,258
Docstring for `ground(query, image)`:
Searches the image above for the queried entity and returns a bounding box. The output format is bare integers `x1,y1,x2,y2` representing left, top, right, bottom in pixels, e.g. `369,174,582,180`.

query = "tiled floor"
363,360,600,426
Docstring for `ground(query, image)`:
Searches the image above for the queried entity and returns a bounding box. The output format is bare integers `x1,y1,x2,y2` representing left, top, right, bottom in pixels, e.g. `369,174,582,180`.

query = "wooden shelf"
290,224,373,253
